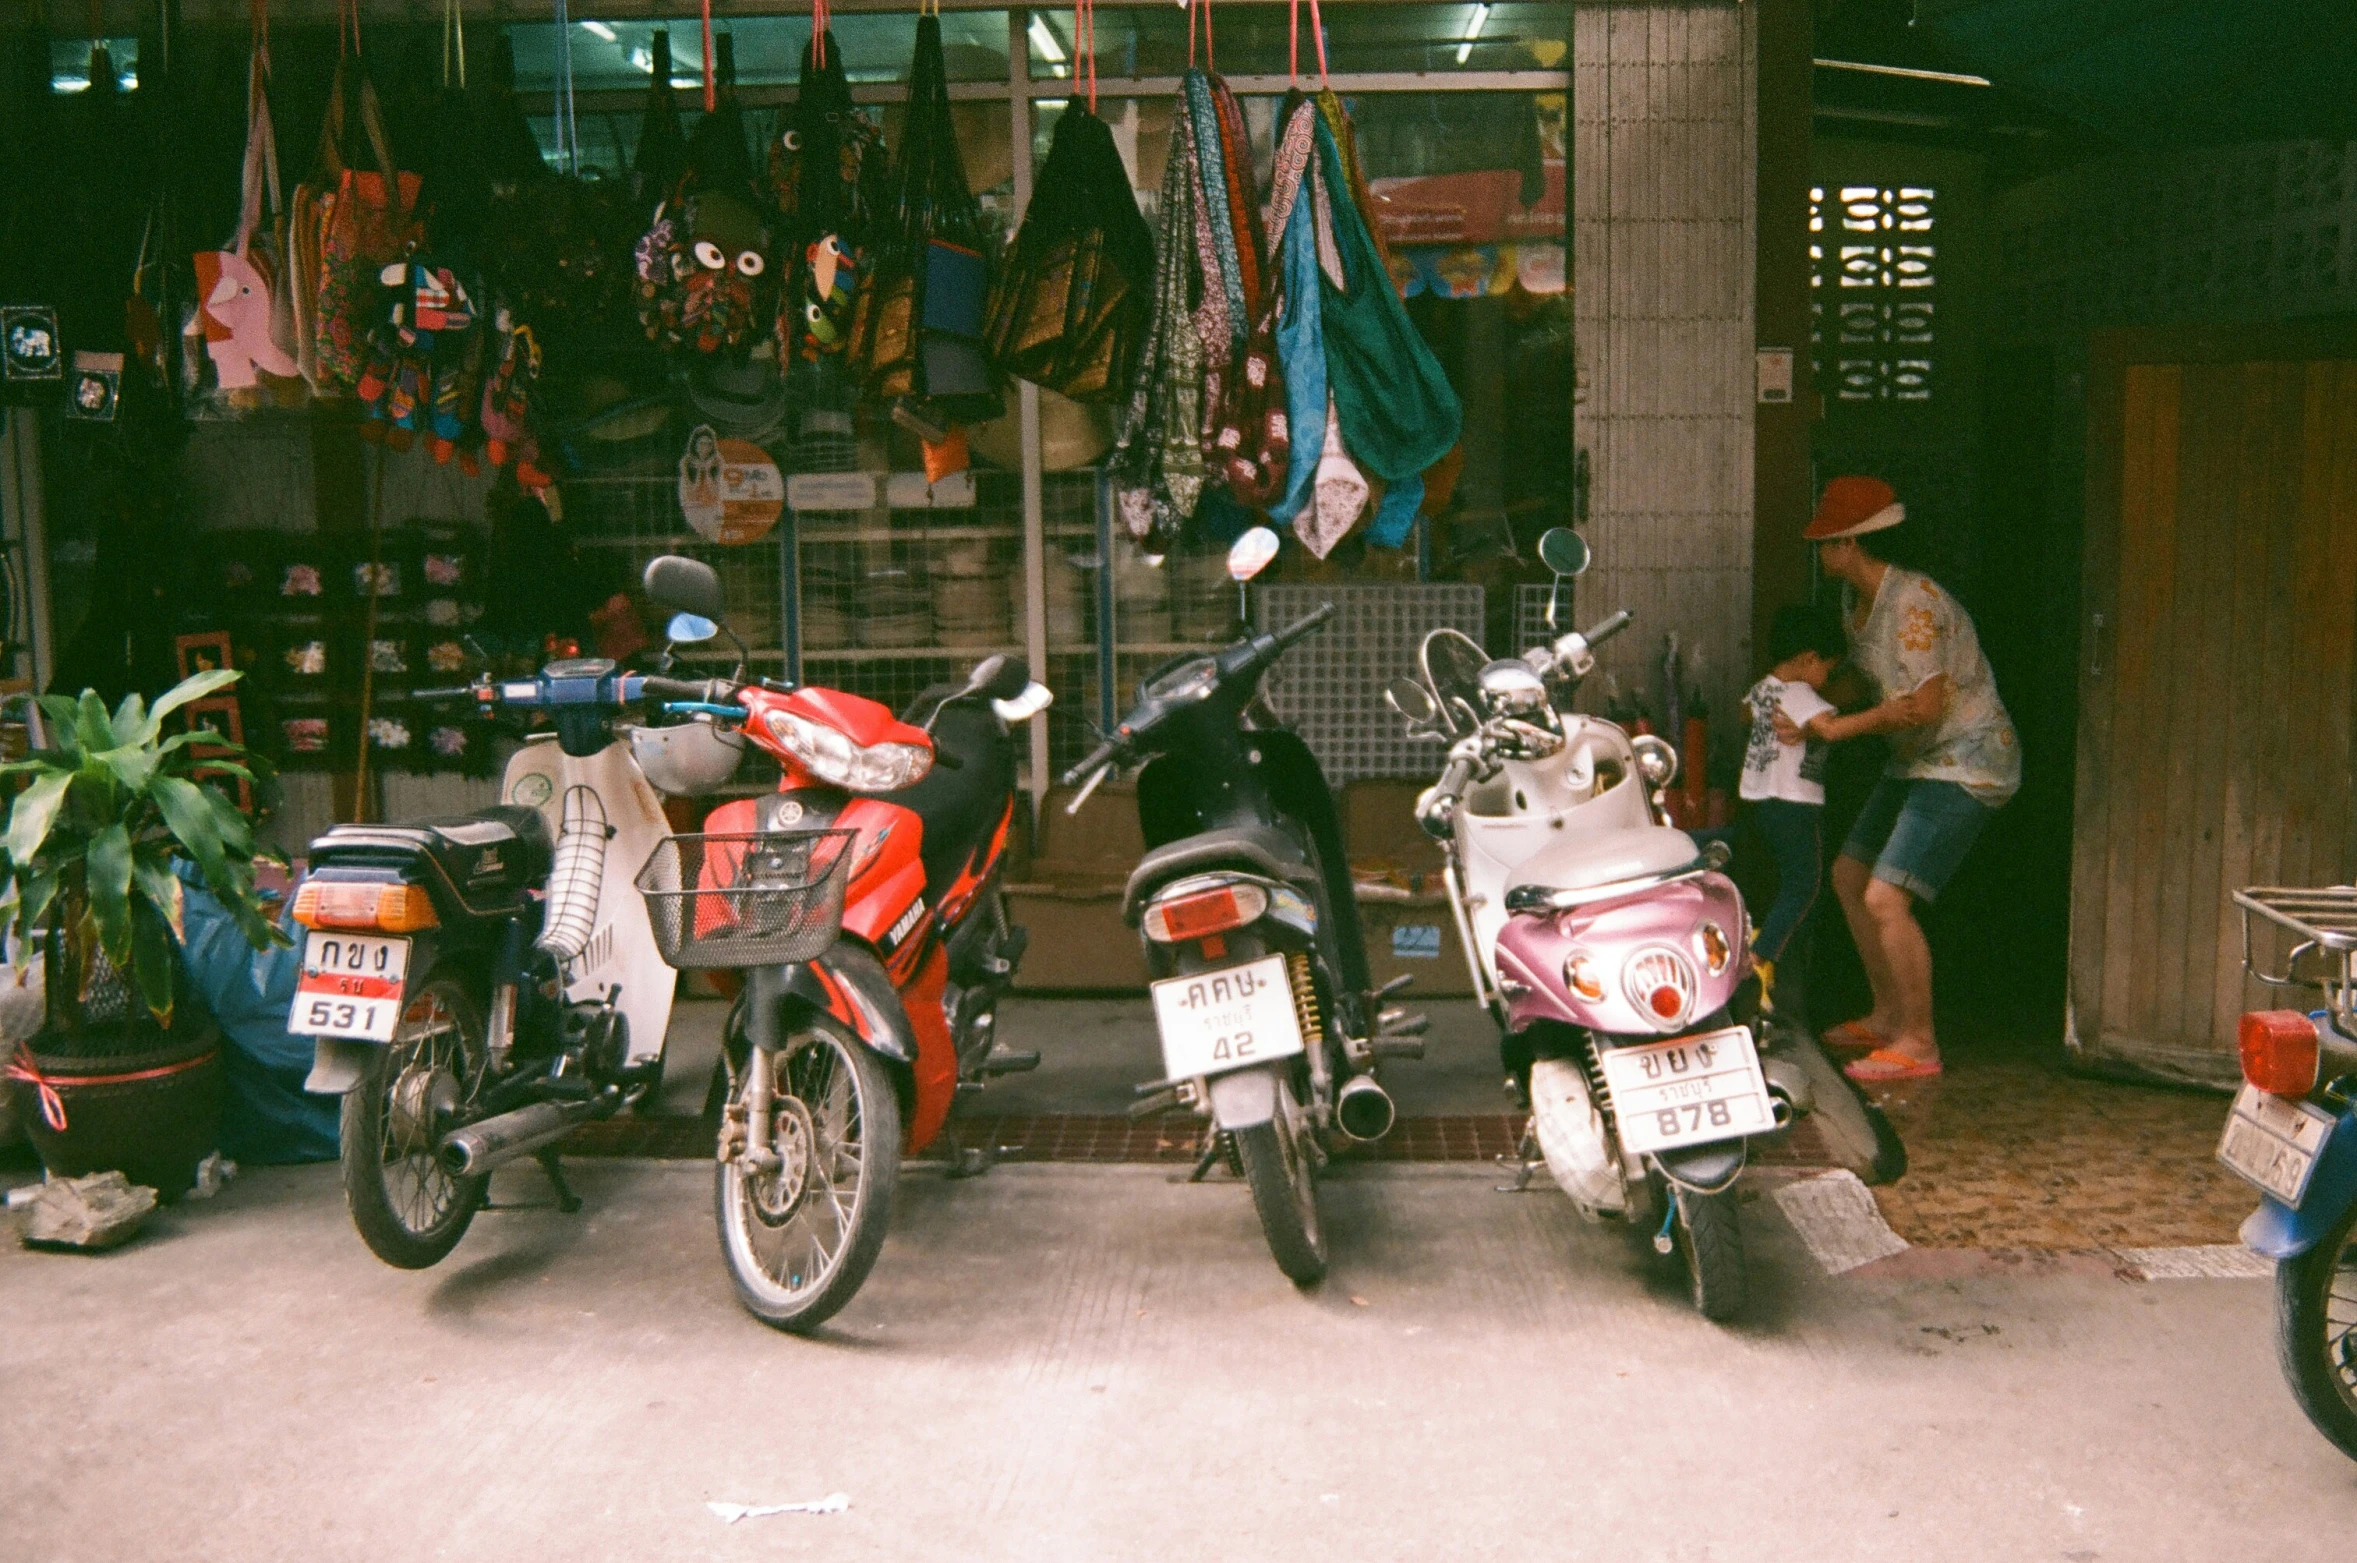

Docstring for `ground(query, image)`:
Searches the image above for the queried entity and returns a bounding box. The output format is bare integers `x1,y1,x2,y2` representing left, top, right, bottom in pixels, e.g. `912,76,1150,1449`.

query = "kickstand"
535,1149,584,1213
1186,1135,1224,1184
1494,1130,1543,1194
940,1127,998,1180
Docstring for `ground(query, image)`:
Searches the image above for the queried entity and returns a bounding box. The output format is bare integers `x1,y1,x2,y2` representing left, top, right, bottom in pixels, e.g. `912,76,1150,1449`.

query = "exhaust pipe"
1334,1074,1397,1143
1761,1056,1813,1126
440,1099,603,1178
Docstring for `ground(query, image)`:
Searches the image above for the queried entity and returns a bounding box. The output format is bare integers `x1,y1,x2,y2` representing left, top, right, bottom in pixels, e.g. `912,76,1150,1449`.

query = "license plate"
1597,1025,1777,1155
2217,1082,2336,1207
288,932,412,1042
1149,954,1306,1082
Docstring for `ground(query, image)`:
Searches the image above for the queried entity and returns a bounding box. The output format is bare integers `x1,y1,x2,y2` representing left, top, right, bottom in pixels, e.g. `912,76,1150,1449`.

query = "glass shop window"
48,36,138,93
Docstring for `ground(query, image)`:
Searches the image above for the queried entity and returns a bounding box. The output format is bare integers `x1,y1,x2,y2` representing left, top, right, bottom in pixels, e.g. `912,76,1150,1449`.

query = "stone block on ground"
15,1171,160,1251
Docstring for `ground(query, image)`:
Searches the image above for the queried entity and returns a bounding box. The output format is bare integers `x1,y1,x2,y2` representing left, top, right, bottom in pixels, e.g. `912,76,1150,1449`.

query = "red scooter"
633,556,1052,1332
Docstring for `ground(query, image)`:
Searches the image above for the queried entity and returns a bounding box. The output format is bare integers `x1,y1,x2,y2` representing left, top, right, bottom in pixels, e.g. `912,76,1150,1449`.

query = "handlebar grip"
1418,753,1477,839
1060,738,1120,789
1583,609,1634,647
414,686,480,702
1274,601,1338,648
637,675,730,702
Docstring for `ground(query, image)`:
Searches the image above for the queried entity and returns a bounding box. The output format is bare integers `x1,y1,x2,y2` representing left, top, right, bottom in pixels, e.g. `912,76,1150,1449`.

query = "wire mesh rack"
1253,583,1486,784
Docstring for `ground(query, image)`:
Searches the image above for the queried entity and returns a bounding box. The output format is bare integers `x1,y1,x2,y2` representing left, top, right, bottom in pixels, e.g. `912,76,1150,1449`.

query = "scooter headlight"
1693,921,1732,976
762,709,934,791
1563,950,1606,1003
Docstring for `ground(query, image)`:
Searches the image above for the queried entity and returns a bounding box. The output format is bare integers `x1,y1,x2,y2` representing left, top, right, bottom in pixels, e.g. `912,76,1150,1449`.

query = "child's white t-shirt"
1739,676,1835,805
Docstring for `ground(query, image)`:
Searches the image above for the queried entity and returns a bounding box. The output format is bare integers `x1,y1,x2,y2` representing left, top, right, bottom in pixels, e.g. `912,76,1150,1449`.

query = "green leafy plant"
1,670,285,1030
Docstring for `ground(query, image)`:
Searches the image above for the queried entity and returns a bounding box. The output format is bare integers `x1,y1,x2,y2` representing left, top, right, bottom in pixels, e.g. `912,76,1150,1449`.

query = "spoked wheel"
1234,1075,1328,1287
2276,1198,2357,1460
1675,1188,1749,1323
341,971,489,1270
715,1021,901,1334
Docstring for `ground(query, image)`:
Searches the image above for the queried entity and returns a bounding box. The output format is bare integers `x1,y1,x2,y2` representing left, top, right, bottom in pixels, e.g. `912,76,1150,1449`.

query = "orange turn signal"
2239,1009,2320,1098
292,881,440,933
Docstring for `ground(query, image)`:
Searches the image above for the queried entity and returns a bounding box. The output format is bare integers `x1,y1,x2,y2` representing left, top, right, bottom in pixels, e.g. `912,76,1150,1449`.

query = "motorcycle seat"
1122,822,1322,923
1507,824,1699,902
306,805,554,919
868,701,1017,904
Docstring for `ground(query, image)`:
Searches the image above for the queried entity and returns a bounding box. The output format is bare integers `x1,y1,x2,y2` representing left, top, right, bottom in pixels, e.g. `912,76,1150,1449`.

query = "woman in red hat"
1776,476,2019,1082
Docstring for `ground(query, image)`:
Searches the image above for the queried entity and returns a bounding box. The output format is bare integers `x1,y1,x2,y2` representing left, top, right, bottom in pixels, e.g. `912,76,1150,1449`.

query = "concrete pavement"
6,1156,2355,1562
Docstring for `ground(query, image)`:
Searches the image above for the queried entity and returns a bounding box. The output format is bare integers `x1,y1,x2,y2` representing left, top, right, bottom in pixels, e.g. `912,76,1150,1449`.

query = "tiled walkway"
1860,1057,2251,1251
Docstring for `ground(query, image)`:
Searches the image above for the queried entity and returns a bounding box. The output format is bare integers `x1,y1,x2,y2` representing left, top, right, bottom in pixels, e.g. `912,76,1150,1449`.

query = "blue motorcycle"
2221,886,2357,1461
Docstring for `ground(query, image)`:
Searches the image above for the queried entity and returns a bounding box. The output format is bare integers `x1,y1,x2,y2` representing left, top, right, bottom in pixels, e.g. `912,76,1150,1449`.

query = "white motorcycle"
1390,529,1814,1319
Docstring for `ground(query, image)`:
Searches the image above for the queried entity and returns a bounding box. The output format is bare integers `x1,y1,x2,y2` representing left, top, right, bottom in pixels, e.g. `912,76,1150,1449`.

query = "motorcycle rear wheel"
1234,1078,1328,1287
1677,1188,1748,1322
2275,1197,2357,1460
715,1021,900,1334
341,971,489,1270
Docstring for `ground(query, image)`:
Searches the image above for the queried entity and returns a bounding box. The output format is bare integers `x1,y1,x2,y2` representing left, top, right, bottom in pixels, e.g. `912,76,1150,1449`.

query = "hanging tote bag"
304,27,423,395
195,5,302,402
770,26,888,422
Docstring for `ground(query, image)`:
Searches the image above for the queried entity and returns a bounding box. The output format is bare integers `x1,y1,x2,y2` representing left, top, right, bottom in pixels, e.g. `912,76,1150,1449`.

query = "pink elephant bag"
195,11,301,399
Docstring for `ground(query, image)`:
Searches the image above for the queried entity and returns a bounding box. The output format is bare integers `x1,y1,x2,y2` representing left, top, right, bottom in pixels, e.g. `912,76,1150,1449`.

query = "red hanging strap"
700,0,716,112
1074,0,1096,113
1188,0,1216,71
1288,0,1328,83
812,0,831,68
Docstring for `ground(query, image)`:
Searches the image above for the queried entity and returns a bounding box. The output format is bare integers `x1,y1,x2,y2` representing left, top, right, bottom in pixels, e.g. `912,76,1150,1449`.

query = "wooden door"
2071,326,2357,1085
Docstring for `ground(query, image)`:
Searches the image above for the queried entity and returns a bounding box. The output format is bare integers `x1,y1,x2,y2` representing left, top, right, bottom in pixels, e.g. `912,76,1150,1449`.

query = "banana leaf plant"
1,669,286,1031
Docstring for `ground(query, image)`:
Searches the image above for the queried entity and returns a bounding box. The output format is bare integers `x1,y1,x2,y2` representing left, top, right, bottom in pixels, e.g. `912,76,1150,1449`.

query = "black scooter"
1060,527,1424,1284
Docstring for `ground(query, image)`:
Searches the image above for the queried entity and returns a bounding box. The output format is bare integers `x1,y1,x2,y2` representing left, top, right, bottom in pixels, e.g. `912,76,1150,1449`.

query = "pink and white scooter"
1391,528,1812,1320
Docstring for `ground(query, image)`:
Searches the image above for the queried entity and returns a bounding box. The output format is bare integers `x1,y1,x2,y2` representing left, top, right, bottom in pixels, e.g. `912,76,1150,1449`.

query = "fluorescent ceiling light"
1815,58,1992,87
1029,15,1066,63
581,20,617,42
1456,3,1490,65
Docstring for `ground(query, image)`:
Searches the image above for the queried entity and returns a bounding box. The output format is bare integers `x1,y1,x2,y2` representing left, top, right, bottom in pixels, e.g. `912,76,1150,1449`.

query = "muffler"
1761,1056,1813,1126
440,1099,603,1178
1334,1074,1397,1142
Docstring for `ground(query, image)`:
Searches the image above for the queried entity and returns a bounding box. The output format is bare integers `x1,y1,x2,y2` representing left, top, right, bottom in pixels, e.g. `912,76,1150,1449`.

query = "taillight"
1622,947,1696,1030
2239,1010,2320,1097
292,881,439,933
1142,881,1269,944
1563,951,1606,1002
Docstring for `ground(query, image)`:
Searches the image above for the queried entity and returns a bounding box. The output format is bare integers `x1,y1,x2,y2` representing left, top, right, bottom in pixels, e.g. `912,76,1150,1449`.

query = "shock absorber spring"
1579,1034,1615,1117
1287,952,1323,1043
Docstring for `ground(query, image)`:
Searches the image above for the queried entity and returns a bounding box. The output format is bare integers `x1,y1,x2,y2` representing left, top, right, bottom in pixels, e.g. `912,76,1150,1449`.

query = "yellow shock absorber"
1287,952,1323,1043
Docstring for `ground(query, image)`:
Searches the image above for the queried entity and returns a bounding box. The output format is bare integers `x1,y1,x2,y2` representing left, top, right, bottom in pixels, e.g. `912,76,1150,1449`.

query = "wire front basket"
634,830,858,969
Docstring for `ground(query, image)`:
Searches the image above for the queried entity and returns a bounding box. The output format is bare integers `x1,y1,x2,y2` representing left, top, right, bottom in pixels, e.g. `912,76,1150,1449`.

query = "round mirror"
1227,526,1281,583
643,554,728,619
666,612,719,645
1384,676,1438,726
1536,527,1591,578
1419,629,1489,739
1477,659,1550,716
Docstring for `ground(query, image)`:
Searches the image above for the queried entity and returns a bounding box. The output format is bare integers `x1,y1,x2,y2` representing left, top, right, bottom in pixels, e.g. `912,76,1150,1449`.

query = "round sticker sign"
678,423,785,545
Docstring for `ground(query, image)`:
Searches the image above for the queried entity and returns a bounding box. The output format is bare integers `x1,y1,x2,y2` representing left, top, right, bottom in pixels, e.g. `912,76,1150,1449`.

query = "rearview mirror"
1537,527,1591,578
1227,526,1281,583
1384,676,1438,727
666,612,718,645
643,554,727,620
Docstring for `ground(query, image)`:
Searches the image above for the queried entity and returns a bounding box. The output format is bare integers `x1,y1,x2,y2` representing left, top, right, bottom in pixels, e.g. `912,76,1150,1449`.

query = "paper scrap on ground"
1771,1170,1909,1275
708,1495,850,1523
2115,1245,2272,1280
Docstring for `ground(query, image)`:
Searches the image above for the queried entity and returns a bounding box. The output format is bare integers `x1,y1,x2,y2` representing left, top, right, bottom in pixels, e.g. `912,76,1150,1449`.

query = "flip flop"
1820,1019,1889,1055
1843,1047,1944,1083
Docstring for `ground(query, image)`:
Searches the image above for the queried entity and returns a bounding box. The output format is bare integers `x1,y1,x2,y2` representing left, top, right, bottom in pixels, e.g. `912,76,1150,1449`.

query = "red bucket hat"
1804,475,1905,540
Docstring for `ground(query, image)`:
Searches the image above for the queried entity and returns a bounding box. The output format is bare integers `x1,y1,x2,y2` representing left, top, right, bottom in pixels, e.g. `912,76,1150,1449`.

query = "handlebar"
1270,601,1336,650
414,686,477,702
1583,609,1633,647
1060,735,1124,790
636,675,735,703
1417,749,1480,840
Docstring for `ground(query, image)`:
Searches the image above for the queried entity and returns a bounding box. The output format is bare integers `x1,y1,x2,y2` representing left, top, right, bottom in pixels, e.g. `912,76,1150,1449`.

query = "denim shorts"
1839,778,1994,902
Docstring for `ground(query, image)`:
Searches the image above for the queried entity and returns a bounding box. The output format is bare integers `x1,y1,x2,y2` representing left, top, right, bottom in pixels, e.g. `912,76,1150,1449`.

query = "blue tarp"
175,868,339,1165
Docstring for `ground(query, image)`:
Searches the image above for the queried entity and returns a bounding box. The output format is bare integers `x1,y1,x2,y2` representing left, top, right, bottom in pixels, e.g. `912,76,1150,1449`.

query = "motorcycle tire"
2274,1196,2357,1460
715,1019,901,1334
341,969,490,1270
1234,1078,1328,1287
1677,1188,1748,1322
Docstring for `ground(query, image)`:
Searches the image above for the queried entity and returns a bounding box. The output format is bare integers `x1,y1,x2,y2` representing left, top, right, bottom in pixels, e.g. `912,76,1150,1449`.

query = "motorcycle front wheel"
716,1020,901,1334
2275,1197,2357,1460
1234,1076,1328,1287
341,970,489,1270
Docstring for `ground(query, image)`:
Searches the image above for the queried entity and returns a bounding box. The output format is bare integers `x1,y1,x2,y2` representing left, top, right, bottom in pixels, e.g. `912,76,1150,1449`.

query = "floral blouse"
1844,567,2021,805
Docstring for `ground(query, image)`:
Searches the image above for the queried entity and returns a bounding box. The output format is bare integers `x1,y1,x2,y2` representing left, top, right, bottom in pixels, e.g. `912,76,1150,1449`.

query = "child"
1739,605,1845,1014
